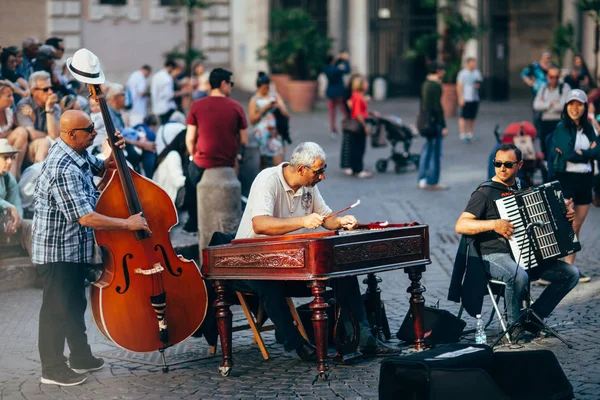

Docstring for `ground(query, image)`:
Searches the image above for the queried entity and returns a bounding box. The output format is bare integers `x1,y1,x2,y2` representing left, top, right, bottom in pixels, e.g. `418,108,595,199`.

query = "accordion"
494,181,581,269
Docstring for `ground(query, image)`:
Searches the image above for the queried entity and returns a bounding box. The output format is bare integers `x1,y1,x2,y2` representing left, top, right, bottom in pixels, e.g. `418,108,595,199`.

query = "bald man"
32,110,150,386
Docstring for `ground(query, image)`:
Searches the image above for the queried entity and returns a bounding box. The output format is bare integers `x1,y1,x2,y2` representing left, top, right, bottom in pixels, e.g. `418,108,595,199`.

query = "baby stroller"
371,114,420,174
488,121,548,186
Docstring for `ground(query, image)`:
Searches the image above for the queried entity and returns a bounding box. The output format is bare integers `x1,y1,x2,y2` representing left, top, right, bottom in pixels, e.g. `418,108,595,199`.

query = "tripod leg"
529,310,573,349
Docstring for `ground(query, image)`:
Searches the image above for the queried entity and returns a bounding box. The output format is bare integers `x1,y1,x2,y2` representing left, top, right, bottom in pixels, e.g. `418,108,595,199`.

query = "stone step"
0,242,199,294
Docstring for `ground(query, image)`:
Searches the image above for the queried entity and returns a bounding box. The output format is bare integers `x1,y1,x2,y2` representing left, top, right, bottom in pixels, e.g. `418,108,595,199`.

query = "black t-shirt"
464,179,529,255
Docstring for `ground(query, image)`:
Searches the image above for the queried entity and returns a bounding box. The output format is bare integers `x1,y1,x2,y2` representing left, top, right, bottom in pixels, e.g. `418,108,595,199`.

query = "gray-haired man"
233,142,399,361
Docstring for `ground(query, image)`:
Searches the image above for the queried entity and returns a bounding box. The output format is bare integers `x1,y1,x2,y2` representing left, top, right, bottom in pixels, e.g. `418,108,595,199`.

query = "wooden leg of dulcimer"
309,280,329,382
405,265,427,351
214,280,233,376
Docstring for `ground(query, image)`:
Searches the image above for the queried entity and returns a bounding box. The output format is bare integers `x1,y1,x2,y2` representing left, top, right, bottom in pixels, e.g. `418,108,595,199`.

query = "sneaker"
459,133,467,142
355,171,373,179
330,130,339,139
418,179,427,189
466,132,474,141
342,168,353,176
70,356,105,374
41,365,87,386
579,273,591,283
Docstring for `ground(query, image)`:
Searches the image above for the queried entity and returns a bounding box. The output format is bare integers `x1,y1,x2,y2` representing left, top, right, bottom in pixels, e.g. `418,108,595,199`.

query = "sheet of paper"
424,346,485,361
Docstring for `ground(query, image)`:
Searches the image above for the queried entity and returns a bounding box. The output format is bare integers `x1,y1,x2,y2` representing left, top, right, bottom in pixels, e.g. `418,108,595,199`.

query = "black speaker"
396,306,466,345
379,344,574,400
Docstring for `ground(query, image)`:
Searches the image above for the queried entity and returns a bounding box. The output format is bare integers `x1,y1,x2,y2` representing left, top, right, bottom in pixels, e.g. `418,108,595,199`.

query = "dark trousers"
349,132,367,174
183,162,205,232
230,277,369,351
538,120,559,157
38,262,93,372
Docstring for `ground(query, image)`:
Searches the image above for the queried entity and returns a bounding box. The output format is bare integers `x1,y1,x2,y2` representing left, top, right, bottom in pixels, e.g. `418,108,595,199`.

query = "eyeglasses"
306,164,327,175
493,160,519,168
34,86,52,92
71,124,95,134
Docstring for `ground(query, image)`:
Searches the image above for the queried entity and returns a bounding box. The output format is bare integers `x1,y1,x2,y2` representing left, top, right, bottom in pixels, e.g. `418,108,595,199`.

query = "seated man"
233,142,398,360
0,139,31,256
16,71,60,163
455,143,580,337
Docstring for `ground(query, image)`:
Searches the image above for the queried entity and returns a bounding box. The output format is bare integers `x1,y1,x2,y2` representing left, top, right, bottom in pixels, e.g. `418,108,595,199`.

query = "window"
99,0,127,5
160,0,184,6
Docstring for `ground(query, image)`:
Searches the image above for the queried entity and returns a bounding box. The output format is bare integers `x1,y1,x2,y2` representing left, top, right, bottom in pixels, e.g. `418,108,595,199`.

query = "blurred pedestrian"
533,66,569,158
126,65,151,126
347,75,372,178
323,51,350,138
417,62,448,190
456,57,482,142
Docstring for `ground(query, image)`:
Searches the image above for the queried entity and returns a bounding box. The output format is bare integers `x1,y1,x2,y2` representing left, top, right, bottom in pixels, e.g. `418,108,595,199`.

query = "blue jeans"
418,130,443,185
482,253,579,324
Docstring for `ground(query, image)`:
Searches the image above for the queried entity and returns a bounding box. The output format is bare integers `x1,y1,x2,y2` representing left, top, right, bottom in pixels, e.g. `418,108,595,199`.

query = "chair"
458,279,511,344
234,292,309,360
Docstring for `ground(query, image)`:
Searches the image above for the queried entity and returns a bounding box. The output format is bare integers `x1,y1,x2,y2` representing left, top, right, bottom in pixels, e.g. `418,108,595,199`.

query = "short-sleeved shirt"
235,163,333,239
350,92,368,119
457,68,483,102
464,179,528,255
186,96,248,169
16,97,60,133
32,139,105,264
0,172,22,217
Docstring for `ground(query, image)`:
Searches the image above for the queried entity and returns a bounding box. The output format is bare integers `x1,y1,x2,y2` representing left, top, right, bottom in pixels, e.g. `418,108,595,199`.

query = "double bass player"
32,108,150,386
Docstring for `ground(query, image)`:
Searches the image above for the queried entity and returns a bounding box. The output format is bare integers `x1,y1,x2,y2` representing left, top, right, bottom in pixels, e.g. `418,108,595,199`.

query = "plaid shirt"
32,139,105,264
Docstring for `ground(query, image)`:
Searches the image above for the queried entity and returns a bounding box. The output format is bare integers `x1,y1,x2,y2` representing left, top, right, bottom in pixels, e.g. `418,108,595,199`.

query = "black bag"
342,118,364,134
396,306,466,345
416,110,438,138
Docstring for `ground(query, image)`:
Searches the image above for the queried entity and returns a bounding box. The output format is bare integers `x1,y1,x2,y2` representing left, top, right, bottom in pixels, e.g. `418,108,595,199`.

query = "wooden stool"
234,292,309,360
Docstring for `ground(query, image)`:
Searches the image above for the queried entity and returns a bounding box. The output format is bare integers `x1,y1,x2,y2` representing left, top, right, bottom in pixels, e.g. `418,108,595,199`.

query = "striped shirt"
32,139,105,264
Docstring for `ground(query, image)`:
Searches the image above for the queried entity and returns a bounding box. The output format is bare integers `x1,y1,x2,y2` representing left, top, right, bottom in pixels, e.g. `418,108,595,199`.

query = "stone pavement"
1,96,599,399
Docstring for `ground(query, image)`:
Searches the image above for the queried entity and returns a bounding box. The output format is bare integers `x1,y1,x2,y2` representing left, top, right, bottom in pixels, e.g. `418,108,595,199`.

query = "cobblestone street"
1,97,599,399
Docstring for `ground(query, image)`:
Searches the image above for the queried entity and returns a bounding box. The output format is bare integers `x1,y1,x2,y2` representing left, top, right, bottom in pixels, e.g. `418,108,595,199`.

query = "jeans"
482,253,579,324
327,97,348,132
183,162,205,232
418,130,443,185
38,262,94,373
230,277,370,351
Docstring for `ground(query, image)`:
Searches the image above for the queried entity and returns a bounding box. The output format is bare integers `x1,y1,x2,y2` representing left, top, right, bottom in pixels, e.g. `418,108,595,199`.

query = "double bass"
71,55,208,371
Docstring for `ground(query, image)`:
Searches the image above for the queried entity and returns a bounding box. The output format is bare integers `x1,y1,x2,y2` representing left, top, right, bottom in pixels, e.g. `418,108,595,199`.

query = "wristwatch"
45,109,54,114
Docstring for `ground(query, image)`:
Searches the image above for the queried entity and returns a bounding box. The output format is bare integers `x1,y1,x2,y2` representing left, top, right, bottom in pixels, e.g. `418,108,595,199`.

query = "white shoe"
355,171,373,178
342,168,353,176
418,179,427,189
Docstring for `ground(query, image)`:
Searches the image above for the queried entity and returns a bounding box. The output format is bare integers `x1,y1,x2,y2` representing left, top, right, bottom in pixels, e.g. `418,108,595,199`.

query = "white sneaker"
342,168,353,176
355,171,373,178
418,179,427,189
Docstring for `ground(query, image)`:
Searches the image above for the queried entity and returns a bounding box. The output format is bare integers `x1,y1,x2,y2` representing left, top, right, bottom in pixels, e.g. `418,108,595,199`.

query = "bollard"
372,77,387,101
197,167,241,263
238,135,261,198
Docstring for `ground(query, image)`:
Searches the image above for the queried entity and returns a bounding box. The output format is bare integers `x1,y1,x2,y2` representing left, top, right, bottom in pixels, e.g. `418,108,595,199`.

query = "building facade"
1,0,597,98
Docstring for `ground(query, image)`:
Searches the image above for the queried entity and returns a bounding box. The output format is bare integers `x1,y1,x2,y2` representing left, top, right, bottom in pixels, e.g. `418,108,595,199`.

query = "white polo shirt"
235,163,332,239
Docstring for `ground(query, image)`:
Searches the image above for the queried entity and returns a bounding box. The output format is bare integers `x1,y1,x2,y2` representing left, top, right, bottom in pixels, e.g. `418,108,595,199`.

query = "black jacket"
447,235,488,317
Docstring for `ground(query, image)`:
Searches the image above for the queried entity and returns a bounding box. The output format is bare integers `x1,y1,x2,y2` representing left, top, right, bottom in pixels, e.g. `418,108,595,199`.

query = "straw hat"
0,138,19,155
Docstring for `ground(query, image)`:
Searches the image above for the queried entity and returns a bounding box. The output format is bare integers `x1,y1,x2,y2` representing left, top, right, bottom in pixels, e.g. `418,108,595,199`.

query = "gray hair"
289,142,326,168
29,71,51,89
22,37,39,48
105,83,124,101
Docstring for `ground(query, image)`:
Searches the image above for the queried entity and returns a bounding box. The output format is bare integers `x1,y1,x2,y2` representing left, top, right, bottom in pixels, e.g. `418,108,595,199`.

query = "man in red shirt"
183,68,248,233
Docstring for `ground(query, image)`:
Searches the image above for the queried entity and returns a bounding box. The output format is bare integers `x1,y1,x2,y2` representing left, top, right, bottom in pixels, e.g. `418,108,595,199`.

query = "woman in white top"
248,72,289,169
551,89,600,282
0,83,28,180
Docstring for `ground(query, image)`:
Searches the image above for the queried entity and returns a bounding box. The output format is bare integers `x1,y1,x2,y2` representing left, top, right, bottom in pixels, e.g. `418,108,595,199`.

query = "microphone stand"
492,223,573,348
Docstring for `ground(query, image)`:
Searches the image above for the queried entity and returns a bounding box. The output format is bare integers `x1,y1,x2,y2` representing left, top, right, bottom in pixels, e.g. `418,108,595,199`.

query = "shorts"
555,171,593,205
461,101,479,120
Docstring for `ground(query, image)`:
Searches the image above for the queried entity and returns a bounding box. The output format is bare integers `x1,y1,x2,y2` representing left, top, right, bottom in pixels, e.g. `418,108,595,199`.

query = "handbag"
342,118,364,134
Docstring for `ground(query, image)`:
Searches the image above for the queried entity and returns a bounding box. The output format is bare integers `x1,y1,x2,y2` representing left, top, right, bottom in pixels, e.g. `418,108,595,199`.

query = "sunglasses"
71,124,95,134
34,86,52,92
493,160,519,168
306,164,327,175
228,81,235,87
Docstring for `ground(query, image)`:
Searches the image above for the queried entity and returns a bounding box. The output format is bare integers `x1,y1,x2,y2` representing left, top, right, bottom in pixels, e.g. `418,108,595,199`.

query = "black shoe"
41,365,87,386
70,356,105,374
295,342,317,362
360,339,401,357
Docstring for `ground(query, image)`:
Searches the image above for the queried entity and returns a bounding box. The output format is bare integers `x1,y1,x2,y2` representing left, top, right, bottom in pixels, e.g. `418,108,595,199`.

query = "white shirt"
151,69,176,115
152,151,185,203
236,163,332,239
126,70,149,116
0,108,14,135
566,128,593,173
457,68,483,102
